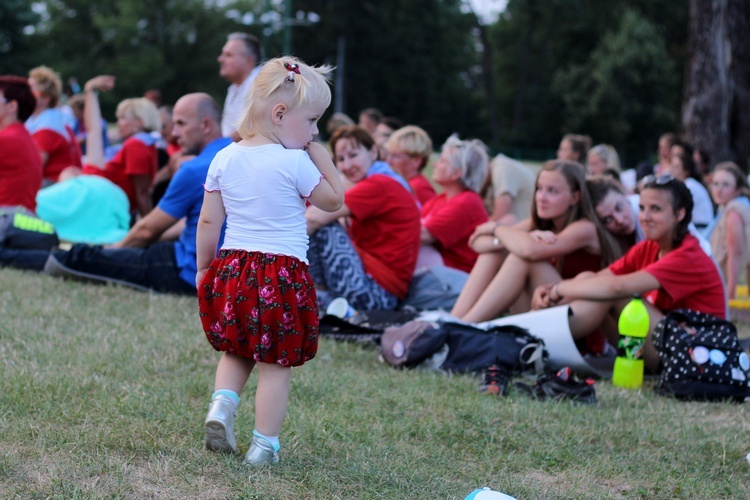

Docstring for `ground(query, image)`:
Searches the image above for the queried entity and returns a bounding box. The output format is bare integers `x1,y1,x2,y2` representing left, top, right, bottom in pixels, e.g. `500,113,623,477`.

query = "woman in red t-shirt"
533,175,727,371
0,76,43,212
419,134,488,273
60,75,160,217
306,126,421,311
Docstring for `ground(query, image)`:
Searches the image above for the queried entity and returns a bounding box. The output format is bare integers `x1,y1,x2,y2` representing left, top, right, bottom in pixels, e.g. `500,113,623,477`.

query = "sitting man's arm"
111,207,179,248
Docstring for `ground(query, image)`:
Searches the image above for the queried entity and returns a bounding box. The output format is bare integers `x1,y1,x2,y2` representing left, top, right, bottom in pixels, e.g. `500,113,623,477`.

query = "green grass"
1,268,749,499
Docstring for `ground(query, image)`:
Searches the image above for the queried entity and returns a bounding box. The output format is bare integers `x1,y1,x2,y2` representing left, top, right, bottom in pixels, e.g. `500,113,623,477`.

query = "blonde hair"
116,98,161,133
384,125,433,170
237,56,333,139
28,65,63,107
587,144,621,174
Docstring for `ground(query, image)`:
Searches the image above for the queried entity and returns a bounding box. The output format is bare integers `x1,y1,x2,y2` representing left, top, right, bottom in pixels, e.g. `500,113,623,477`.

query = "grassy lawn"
1,267,748,499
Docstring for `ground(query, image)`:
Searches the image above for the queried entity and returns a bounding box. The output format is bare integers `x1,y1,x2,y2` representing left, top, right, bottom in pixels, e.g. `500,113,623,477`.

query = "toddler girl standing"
196,57,343,466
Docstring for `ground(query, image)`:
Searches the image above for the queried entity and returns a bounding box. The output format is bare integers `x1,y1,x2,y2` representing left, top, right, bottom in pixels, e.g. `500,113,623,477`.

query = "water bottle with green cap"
612,295,650,389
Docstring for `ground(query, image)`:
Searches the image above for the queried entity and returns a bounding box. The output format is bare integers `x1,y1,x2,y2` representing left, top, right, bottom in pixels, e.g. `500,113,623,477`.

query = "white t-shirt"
204,143,322,262
221,66,261,137
684,177,714,228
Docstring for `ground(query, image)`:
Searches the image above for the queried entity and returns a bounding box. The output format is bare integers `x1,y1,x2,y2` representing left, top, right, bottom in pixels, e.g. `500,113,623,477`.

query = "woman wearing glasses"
383,125,436,205
533,175,726,371
705,162,750,299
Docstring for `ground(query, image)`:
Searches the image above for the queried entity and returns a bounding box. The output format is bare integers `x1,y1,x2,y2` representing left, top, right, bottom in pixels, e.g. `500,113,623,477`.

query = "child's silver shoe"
204,395,238,454
243,436,279,466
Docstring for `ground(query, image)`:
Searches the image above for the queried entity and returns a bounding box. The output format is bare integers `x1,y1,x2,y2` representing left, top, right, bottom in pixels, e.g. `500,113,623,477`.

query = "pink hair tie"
284,62,300,82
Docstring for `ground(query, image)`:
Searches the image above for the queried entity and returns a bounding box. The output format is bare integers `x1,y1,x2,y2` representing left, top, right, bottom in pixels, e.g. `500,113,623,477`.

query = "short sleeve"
159,162,202,219
122,140,156,176
491,158,521,198
204,155,223,192
295,151,323,197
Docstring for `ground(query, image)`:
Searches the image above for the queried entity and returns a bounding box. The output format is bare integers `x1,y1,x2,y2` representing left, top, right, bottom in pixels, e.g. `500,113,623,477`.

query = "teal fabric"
36,176,130,244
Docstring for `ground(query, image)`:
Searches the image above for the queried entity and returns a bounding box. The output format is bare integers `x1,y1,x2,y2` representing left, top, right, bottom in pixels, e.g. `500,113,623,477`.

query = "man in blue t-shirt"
0,93,231,294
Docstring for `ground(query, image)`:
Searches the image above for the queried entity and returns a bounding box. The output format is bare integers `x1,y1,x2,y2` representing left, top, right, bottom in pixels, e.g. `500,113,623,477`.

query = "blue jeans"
400,265,469,311
0,242,195,295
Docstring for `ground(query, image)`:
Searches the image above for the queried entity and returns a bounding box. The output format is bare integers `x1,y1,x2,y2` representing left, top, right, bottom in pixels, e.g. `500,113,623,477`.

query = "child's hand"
195,269,208,288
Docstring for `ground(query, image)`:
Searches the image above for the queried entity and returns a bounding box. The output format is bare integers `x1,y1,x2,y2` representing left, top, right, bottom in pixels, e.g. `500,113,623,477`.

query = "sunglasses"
641,173,675,187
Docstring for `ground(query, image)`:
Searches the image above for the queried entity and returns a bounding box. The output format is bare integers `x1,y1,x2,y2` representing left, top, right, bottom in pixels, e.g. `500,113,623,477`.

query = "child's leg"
204,353,255,454
214,352,256,393
254,362,292,437
243,362,291,466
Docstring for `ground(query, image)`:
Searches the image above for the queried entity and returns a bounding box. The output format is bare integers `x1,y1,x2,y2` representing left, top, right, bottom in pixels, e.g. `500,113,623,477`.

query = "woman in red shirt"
306,126,421,311
0,76,43,212
61,75,160,217
534,175,727,371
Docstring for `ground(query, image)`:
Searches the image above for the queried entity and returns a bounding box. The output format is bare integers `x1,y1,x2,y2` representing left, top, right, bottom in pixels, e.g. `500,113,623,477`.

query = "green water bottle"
612,295,650,389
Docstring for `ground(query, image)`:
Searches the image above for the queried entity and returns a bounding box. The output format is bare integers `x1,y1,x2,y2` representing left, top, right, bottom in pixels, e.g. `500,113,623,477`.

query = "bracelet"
491,222,501,246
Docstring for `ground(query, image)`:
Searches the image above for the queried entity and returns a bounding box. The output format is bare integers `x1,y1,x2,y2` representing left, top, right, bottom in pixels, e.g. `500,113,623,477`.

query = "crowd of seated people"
0,57,740,367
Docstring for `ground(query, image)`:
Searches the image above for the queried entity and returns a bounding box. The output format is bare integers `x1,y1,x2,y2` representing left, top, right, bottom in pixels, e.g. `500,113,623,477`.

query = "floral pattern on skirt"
198,250,319,367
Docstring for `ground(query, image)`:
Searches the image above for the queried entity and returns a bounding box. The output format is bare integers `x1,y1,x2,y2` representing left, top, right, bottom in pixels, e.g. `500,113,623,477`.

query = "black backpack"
652,309,750,402
381,320,546,374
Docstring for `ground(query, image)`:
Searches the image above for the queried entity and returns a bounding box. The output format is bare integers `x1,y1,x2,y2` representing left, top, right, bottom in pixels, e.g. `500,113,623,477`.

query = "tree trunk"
682,0,750,171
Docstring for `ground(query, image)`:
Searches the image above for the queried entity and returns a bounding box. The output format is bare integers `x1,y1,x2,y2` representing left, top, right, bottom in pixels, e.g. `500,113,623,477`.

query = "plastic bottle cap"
618,297,650,337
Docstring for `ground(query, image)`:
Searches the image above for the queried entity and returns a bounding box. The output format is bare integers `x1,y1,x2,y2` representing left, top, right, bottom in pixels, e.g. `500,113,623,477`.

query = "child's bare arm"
305,142,344,212
195,190,226,287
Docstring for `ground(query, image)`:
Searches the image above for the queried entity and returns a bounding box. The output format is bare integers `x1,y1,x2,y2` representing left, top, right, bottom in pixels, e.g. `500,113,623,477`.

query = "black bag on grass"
381,320,546,373
440,322,546,374
652,309,750,401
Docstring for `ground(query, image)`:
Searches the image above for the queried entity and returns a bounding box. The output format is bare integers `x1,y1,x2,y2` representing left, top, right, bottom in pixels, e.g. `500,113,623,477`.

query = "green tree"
289,0,484,144
553,8,678,163
26,0,264,112
0,0,40,74
487,0,688,162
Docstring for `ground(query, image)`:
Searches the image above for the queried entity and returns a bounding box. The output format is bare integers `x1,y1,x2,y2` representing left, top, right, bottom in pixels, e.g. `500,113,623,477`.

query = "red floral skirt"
198,250,319,367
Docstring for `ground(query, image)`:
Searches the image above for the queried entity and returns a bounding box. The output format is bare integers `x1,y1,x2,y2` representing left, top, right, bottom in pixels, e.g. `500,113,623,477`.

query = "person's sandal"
515,367,597,404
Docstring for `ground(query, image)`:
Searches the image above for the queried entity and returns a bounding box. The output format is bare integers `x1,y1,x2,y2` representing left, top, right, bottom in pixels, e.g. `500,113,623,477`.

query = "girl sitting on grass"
451,160,620,323
533,175,726,372
196,57,344,466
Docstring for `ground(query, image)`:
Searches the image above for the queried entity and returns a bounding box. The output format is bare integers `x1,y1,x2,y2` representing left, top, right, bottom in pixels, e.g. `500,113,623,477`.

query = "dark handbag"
652,309,750,401
381,320,546,374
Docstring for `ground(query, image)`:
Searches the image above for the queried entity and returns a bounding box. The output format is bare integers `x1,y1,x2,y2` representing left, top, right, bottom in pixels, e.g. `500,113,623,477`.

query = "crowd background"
3,0,748,170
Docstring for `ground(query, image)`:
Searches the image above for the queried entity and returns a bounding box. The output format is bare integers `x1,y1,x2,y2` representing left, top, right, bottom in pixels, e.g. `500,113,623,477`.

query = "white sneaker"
204,395,238,454
243,436,279,466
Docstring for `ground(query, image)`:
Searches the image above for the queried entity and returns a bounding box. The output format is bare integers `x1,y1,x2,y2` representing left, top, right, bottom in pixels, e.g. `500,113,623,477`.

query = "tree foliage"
553,8,678,162
0,0,40,74
15,0,708,165
488,0,688,163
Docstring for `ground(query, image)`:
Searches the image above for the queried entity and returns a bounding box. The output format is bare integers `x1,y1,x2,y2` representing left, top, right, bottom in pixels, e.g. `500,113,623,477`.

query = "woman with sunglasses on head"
705,162,750,299
451,159,621,323
533,175,726,372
